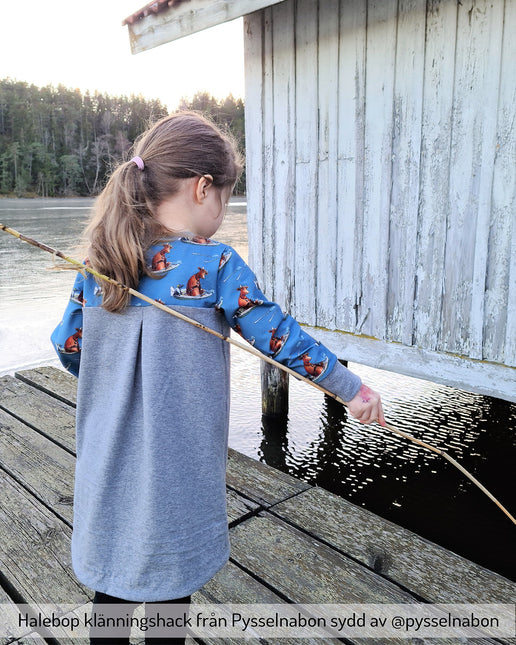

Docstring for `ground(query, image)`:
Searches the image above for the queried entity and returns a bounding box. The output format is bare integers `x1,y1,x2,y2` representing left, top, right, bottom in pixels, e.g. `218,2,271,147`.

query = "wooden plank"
226,448,310,506
302,324,516,403
197,558,500,645
442,0,504,358
293,0,318,324
229,513,418,604
0,470,88,604
227,488,261,525
269,0,295,313
315,0,340,330
0,409,75,524
490,0,516,367
386,0,426,345
243,11,265,281
413,0,457,352
0,586,47,644
228,514,450,645
359,0,398,340
195,561,338,644
15,366,77,407
261,7,275,298
127,0,287,53
336,0,367,333
469,1,505,361
271,486,516,604
0,375,76,454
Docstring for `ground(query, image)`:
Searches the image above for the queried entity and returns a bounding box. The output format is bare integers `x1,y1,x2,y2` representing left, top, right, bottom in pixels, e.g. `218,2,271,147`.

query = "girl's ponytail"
84,157,164,313
84,111,243,313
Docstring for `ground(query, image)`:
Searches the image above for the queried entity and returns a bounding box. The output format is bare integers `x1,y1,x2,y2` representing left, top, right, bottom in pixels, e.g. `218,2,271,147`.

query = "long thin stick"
1,222,515,526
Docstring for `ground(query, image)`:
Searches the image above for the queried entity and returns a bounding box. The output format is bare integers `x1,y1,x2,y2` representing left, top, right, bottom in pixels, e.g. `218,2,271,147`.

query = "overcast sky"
1,0,245,110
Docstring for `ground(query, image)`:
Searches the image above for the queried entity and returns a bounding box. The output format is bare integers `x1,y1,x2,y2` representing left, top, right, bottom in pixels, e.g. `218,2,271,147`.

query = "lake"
0,197,514,582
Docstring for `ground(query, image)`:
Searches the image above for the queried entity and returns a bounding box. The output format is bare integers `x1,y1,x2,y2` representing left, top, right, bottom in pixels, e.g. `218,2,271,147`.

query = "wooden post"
260,362,289,417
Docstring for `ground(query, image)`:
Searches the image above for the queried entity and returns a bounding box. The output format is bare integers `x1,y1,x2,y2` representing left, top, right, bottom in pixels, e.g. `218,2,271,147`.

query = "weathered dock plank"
271,486,516,604
15,366,78,407
226,448,310,506
0,408,75,524
226,488,261,525
0,469,88,604
230,512,416,605
196,561,339,644
0,586,46,645
0,375,76,453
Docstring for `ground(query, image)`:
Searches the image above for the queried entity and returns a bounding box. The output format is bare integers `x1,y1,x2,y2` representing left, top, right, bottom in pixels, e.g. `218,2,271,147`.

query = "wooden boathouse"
123,0,516,403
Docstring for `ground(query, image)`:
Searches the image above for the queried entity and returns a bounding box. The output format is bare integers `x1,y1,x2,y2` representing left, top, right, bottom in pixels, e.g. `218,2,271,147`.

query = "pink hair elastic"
130,156,145,170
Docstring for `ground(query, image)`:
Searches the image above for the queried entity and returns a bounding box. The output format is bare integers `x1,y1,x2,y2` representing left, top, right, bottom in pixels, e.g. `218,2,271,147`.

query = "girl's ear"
194,175,214,203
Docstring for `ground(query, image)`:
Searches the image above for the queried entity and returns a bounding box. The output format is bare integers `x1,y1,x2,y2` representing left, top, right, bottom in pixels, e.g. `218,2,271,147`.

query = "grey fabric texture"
319,359,362,403
73,305,230,601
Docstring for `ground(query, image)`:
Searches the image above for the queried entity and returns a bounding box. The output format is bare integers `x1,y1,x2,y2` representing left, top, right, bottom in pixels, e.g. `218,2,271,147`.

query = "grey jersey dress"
51,236,361,601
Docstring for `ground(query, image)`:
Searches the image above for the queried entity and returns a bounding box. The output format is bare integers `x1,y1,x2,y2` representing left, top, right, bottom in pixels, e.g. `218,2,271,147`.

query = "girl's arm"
50,271,85,378
216,248,385,425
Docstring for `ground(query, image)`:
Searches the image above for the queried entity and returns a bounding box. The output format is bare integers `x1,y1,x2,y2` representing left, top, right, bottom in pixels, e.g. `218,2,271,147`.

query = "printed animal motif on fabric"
234,285,263,318
301,351,329,381
172,267,214,300
70,287,86,306
150,244,181,274
63,327,82,353
52,239,338,385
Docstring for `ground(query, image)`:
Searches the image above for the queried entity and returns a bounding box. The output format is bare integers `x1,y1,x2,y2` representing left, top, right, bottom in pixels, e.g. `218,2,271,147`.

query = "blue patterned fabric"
52,235,359,393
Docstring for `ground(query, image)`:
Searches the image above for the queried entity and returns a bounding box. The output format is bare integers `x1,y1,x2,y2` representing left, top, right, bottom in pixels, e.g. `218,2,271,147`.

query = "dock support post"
260,362,289,417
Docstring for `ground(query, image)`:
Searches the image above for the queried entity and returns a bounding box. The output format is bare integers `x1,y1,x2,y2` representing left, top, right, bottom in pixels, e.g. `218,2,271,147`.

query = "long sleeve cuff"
320,360,362,402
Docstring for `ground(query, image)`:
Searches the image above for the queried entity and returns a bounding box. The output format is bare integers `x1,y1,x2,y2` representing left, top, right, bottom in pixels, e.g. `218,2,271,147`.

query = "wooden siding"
244,0,516,400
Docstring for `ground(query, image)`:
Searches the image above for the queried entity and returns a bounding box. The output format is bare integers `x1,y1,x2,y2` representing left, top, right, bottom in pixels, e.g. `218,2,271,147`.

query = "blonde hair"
84,111,243,312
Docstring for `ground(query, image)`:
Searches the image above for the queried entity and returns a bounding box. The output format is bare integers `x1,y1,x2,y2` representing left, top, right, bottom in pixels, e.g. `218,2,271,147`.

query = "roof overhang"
123,0,286,54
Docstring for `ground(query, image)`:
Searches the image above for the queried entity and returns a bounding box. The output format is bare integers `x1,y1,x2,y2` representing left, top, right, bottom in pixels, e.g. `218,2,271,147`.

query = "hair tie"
130,156,144,170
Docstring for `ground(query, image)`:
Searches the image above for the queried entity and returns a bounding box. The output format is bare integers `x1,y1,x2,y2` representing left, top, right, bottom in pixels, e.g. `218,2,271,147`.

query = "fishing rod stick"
1,222,515,526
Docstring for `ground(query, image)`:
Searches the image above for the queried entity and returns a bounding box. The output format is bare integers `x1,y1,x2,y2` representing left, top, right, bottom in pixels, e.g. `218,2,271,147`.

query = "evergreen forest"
0,79,246,198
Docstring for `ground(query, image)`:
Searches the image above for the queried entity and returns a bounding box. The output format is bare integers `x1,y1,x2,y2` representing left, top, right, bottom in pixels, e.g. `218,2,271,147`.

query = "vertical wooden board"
386,0,426,345
487,0,516,366
244,12,265,282
506,211,516,366
359,0,398,339
261,7,276,298
316,0,340,330
412,0,457,352
336,0,367,332
471,0,505,361
270,0,296,312
442,0,504,358
293,0,319,323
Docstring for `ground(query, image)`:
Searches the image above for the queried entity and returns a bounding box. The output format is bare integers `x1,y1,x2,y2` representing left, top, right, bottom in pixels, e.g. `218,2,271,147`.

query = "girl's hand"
347,384,386,426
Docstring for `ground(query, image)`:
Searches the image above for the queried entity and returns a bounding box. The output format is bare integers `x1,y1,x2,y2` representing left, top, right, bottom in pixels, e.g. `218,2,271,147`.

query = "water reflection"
256,375,516,581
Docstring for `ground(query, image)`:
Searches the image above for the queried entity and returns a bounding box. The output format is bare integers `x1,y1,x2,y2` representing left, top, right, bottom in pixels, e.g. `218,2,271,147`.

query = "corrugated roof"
122,0,184,26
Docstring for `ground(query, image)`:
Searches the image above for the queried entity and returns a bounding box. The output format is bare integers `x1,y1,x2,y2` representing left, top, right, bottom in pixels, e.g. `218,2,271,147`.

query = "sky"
1,0,245,110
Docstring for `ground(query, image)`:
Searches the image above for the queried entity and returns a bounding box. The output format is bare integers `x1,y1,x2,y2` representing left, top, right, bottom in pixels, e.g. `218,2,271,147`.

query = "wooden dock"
0,366,514,644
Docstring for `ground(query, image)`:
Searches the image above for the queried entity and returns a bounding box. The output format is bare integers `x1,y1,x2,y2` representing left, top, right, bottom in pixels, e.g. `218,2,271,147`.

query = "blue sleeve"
50,270,85,378
216,247,361,401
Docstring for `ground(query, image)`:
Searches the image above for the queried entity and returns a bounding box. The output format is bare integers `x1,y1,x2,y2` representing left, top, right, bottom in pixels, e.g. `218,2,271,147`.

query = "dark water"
1,198,514,583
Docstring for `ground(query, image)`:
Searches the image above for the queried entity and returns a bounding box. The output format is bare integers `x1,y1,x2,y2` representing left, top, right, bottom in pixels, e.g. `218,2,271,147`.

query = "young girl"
51,112,385,643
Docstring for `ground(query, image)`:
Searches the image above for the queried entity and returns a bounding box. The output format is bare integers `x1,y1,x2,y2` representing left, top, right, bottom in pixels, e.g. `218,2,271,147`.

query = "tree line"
0,79,245,197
